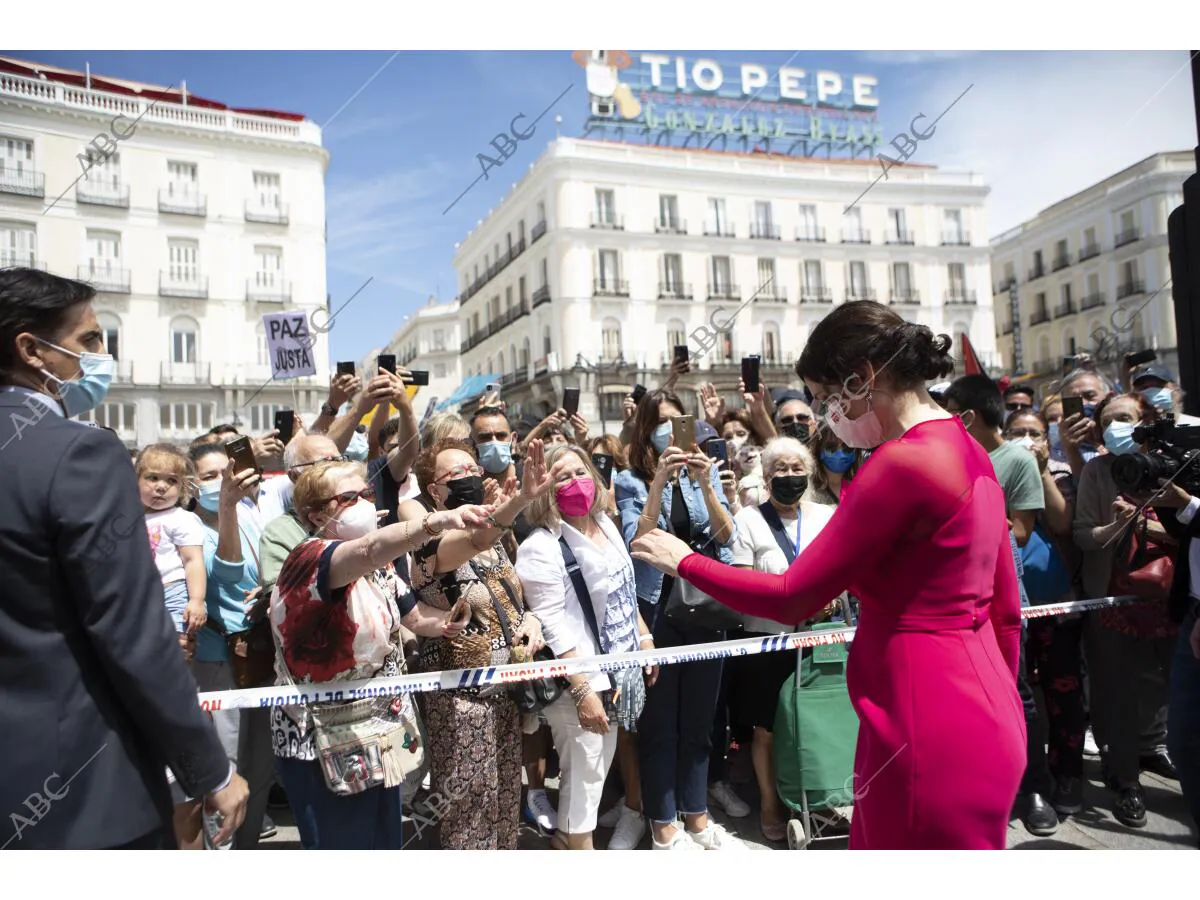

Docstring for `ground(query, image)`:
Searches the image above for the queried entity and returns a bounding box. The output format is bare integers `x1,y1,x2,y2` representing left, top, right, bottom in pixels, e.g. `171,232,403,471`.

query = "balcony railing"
1079,243,1102,262
531,220,547,243
1052,254,1072,272
994,277,1017,294
461,299,531,352
0,168,45,198
655,218,687,235
941,231,970,246
1080,292,1105,310
884,229,914,245
1053,301,1076,319
706,283,740,301
593,279,629,297
1116,280,1145,300
890,290,920,305
1001,322,1014,335
159,272,209,299
1028,264,1046,281
750,222,781,240
590,213,624,230
703,224,736,238
1114,228,1141,248
0,252,41,269
1030,309,1051,326
795,227,826,243
800,287,833,304
945,290,978,305
245,201,289,225
77,180,130,208
158,189,207,217
754,286,788,303
77,265,131,294
160,361,212,385
658,282,693,300
531,285,551,308
841,229,871,244
845,289,877,302
112,359,135,383
246,279,292,303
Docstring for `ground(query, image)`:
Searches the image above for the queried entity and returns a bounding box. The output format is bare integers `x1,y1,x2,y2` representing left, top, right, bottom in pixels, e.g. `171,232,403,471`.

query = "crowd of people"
1,266,1197,851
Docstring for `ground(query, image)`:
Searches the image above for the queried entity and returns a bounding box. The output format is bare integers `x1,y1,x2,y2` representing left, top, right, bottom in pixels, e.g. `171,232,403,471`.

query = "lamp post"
573,353,626,436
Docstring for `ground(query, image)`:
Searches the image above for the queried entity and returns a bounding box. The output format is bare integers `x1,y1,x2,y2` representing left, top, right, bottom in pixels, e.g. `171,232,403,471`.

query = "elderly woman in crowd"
270,460,491,850
515,443,657,849
399,438,553,849
726,435,844,840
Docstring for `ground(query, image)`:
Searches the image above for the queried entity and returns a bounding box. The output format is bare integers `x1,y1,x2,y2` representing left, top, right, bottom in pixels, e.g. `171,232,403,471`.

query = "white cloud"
890,51,1195,238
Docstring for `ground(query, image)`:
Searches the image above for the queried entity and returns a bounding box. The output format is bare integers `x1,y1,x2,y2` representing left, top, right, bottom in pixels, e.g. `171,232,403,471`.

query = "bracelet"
421,513,443,537
320,402,338,417
569,682,594,705
638,634,654,646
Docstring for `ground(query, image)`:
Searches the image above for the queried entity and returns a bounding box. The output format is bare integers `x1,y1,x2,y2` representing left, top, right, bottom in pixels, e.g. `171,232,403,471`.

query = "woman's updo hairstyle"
796,300,955,391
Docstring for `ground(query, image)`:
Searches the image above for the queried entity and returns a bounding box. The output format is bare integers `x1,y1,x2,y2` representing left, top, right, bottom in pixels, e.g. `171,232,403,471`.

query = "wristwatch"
320,402,338,417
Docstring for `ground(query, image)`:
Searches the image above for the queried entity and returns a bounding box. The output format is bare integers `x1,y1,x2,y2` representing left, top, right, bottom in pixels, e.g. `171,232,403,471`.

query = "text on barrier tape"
194,594,1141,712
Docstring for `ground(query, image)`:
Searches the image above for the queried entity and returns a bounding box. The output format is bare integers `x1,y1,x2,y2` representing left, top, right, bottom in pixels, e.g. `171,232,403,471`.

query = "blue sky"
5,50,1195,364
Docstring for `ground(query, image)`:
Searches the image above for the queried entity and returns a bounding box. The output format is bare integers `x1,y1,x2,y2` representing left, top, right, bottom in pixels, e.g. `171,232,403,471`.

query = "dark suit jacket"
1168,508,1200,624
0,389,229,849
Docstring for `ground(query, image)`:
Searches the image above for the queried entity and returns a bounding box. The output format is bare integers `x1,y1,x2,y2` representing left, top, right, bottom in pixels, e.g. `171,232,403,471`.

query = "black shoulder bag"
660,479,743,632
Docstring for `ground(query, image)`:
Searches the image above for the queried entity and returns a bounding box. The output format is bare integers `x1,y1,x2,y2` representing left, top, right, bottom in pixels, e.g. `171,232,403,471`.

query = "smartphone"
742,355,761,394
404,370,430,386
336,361,356,377
631,383,648,404
703,436,729,469
485,382,501,395
273,409,295,445
224,435,259,476
673,345,690,368
672,414,696,451
1062,396,1085,421
1126,349,1157,368
562,387,581,418
377,353,396,375
591,453,615,488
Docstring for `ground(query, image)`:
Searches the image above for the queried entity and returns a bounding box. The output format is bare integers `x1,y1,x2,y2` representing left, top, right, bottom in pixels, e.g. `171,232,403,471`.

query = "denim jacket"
613,465,735,604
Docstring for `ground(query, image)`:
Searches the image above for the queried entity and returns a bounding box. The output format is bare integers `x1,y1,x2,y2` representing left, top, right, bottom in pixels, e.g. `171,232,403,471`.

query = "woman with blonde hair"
515,443,657,849
269,459,492,849
421,411,471,448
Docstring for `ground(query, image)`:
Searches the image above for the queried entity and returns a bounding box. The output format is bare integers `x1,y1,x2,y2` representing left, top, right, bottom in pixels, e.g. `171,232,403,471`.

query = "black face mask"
770,474,808,506
780,421,810,442
443,475,485,509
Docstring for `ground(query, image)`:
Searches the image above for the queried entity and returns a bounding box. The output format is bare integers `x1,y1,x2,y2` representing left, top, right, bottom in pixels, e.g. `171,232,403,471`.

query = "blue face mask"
1141,386,1173,413
651,422,672,454
1047,422,1061,449
1081,402,1098,420
1103,420,1138,456
820,448,856,474
345,431,370,462
477,440,513,474
197,480,221,512
37,338,114,417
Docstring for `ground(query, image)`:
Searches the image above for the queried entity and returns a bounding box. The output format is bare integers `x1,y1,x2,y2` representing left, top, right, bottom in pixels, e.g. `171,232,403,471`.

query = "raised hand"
569,413,589,447
328,373,360,409
699,382,725,427
520,439,553,500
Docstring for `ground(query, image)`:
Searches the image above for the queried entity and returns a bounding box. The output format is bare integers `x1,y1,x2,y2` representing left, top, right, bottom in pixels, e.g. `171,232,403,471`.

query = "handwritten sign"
263,312,317,380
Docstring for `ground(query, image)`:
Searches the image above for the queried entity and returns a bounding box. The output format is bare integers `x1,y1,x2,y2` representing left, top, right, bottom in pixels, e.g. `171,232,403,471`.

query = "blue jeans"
276,756,405,850
1166,607,1200,845
637,599,724,825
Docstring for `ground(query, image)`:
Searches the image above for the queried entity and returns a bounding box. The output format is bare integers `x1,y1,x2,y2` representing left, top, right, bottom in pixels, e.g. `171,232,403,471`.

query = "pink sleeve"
678,440,935,625
991,532,1022,679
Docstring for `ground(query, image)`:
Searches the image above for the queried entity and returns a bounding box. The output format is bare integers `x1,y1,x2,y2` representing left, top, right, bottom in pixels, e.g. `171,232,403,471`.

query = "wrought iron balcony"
245,201,289,225
841,229,871,244
77,265,131,294
1079,243,1102,261
246,279,292,303
1114,228,1141,248
77,180,130,208
884,229,914,245
531,220,547,242
590,213,624,230
795,227,826,243
1001,321,1014,335
158,189,207,217
1080,292,1105,310
941,231,970,246
754,286,788,303
1030,309,1051,326
889,290,920,305
750,222,781,240
159,272,209,299
1052,254,1072,272
844,289,877,302
657,282,693,300
706,283,740,301
1028,264,1046,281
704,225,736,238
531,285,551,308
1116,280,1145,300
593,278,629,297
995,277,1017,294
0,252,41,269
799,287,833,304
655,218,687,235
945,290,978,305
1053,301,1076,319
160,361,212,385
0,168,45,198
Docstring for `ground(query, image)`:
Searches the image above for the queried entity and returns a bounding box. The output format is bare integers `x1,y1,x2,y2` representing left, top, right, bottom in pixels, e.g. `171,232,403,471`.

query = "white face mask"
826,396,885,449
1013,435,1036,451
324,499,378,540
728,434,748,452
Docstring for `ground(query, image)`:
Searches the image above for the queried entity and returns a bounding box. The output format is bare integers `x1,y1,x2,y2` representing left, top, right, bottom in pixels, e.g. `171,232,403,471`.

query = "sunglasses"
778,414,812,426
1005,402,1032,412
317,486,376,508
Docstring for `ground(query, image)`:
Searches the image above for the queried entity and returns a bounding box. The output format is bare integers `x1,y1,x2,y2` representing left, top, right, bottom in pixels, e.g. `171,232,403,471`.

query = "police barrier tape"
193,594,1141,713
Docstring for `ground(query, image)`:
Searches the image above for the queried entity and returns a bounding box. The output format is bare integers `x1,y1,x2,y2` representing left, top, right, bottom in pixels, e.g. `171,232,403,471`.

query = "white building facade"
369,297,462,414
0,57,330,447
451,137,994,433
990,151,1190,396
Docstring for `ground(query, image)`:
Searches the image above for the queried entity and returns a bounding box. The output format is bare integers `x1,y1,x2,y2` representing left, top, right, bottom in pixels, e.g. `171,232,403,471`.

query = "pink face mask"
556,477,596,517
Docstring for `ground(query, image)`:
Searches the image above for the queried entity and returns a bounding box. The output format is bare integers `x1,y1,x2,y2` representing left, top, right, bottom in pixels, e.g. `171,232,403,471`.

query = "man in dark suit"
0,268,247,849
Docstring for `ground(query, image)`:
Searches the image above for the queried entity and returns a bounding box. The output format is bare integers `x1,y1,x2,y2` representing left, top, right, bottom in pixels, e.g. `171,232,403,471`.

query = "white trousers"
542,693,618,835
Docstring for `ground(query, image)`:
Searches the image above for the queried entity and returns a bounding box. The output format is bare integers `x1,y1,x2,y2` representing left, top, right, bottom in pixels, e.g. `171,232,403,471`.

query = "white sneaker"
523,788,557,835
708,781,751,818
1083,728,1100,759
597,796,626,829
688,821,746,850
652,826,704,850
608,805,647,850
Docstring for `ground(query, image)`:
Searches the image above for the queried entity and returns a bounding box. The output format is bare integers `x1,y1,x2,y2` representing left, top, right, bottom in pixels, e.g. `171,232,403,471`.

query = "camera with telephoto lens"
1111,415,1200,495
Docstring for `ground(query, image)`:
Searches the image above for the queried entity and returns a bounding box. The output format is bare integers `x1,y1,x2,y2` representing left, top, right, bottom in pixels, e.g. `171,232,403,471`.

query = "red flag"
997,375,1013,393
960,333,985,376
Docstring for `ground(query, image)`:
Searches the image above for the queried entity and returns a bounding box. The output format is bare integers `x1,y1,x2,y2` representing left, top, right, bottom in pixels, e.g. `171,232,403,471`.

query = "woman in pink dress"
632,301,1026,850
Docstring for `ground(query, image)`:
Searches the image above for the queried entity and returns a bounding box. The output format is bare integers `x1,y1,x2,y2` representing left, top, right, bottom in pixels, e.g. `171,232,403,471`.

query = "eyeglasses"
290,455,347,471
435,464,484,484
778,414,812,426
317,487,376,508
